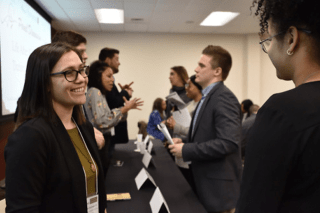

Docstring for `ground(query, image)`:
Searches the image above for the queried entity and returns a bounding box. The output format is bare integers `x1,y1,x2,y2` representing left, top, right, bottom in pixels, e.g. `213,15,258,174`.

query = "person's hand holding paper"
169,138,184,158
157,123,174,145
166,116,176,129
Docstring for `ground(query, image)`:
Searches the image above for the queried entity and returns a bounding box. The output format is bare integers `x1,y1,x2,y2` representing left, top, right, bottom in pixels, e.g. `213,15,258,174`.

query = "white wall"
82,31,294,139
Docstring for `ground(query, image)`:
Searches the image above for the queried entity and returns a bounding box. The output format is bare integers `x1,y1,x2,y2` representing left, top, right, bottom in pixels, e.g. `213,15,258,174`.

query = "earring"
287,49,294,56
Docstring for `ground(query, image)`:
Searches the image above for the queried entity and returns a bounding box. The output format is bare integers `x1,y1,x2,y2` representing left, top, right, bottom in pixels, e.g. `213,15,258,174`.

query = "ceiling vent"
131,18,144,22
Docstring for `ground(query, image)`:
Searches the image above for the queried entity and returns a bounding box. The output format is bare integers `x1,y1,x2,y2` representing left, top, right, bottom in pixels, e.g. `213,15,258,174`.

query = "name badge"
87,195,99,213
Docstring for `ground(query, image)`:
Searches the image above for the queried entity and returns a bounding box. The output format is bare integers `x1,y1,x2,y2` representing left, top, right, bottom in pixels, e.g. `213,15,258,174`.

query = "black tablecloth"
105,139,207,213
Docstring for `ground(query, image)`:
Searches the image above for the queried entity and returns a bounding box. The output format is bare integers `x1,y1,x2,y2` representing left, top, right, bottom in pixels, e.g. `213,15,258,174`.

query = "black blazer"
236,81,320,213
5,116,106,213
183,81,242,212
106,82,130,144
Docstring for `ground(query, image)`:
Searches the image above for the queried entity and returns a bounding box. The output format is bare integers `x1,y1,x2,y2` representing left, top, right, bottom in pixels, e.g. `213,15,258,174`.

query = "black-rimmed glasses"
50,65,90,82
259,28,312,54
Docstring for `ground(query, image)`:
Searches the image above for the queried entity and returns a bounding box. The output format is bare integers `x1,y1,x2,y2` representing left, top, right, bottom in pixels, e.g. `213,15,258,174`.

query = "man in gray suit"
169,45,242,213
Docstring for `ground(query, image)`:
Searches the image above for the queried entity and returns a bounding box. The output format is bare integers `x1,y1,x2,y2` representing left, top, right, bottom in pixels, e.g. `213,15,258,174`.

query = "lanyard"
72,118,98,197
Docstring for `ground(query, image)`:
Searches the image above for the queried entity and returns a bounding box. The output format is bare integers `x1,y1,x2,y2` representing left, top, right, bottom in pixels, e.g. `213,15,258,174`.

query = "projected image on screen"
0,0,51,116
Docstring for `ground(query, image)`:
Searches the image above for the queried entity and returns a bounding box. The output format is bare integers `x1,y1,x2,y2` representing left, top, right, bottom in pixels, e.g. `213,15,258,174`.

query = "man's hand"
168,143,184,158
166,116,176,129
172,138,183,144
94,127,105,150
118,81,134,90
119,82,134,98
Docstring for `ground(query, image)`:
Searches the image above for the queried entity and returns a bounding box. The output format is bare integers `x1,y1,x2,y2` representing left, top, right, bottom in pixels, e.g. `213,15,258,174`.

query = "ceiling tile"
100,24,125,32
35,0,68,20
56,0,92,9
74,21,101,31
157,0,189,5
186,0,223,11
217,0,253,15
192,25,220,34
176,11,209,26
150,11,181,25
125,23,148,32
65,9,96,21
147,25,171,33
124,2,155,18
90,0,124,9
35,0,260,34
123,0,157,3
155,0,190,12
169,24,195,33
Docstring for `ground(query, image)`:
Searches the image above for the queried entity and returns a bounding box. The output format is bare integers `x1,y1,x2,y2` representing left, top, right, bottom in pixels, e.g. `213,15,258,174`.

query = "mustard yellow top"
67,128,97,196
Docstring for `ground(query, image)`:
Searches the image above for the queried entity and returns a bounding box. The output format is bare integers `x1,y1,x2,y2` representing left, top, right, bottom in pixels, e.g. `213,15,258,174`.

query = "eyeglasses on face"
259,28,312,54
50,65,90,82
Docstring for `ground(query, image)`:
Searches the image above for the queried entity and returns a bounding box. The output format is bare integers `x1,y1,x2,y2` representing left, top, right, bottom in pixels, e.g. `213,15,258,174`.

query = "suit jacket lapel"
190,82,223,141
50,117,88,213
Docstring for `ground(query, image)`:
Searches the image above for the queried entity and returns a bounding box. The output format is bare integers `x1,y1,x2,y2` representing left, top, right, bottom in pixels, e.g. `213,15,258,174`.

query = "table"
105,139,207,213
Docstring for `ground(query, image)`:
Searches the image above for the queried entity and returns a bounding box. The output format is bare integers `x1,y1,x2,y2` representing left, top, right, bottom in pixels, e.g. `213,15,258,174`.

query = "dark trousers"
178,166,196,194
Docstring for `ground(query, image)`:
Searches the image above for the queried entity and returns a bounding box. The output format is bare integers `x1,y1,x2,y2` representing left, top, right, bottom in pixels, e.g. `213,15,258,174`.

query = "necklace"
70,136,96,173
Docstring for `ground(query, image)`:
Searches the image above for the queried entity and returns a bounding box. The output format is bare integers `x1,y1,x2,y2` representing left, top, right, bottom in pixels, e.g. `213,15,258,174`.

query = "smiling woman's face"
50,50,87,111
101,67,114,91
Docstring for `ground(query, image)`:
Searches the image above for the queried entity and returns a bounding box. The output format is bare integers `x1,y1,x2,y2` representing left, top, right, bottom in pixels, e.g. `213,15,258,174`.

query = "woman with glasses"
5,43,107,213
166,75,202,137
237,0,320,212
84,60,143,175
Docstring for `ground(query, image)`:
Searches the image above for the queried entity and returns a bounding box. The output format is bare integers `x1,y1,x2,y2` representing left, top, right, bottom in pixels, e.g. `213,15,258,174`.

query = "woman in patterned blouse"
84,60,143,175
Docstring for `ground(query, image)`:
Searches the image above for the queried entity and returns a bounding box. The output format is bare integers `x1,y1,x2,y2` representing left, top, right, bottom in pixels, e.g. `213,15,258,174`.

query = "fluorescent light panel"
94,8,124,24
200,11,239,26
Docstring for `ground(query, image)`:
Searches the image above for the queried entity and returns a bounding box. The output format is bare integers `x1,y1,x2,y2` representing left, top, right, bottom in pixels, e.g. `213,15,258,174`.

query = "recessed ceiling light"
94,8,124,24
200,11,239,26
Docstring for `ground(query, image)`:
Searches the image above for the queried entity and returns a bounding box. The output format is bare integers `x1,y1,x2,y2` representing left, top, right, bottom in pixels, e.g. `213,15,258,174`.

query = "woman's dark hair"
87,60,111,95
189,75,202,91
152,98,165,120
251,0,320,60
15,42,85,130
171,66,189,87
241,99,254,118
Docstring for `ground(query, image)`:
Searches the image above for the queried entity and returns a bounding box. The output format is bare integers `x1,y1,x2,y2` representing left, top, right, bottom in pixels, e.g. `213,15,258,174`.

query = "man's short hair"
202,45,232,81
52,31,87,47
99,48,120,61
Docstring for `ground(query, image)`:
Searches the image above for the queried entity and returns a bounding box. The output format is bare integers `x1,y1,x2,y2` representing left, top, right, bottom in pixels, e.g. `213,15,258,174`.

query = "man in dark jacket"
99,48,133,155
